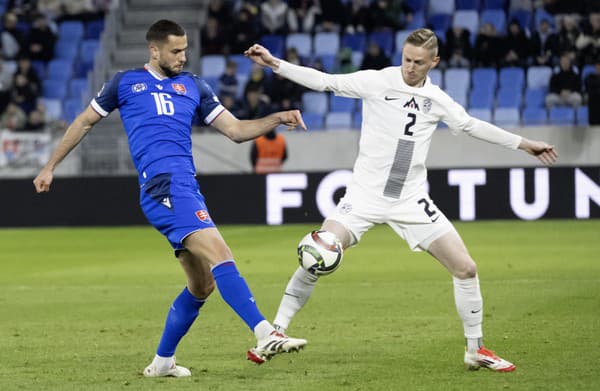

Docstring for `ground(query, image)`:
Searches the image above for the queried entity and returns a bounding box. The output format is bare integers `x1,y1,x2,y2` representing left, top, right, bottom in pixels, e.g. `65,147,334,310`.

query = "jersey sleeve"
90,71,124,117
193,76,225,125
436,89,472,134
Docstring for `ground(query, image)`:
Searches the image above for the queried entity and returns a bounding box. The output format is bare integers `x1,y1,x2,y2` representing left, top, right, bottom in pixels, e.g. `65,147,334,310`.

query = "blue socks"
156,287,205,357
211,260,265,331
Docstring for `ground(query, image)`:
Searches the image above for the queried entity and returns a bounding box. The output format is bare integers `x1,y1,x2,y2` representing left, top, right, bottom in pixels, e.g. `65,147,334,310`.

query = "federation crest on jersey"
403,97,420,111
423,98,432,113
132,83,147,93
195,209,211,223
172,83,187,95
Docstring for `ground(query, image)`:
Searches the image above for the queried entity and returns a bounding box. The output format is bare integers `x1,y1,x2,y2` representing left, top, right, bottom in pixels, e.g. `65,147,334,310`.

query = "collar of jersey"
144,64,167,81
398,66,431,91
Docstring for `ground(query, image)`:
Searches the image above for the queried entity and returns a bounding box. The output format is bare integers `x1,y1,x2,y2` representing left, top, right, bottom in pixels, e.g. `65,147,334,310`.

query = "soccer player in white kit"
245,28,558,372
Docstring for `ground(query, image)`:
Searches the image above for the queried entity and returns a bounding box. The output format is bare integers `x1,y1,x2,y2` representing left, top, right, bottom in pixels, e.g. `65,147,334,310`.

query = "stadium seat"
445,68,470,96
395,30,412,53
469,108,492,122
42,79,68,99
428,0,455,15
481,9,506,34
522,107,547,125
85,19,104,40
200,55,226,78
406,11,425,29
351,51,364,68
496,87,523,108
235,73,248,99
202,76,219,95
456,0,481,10
482,0,507,9
428,13,453,33
54,40,79,61
79,39,100,67
341,33,366,52
392,51,402,66
317,54,336,72
260,34,285,58
577,106,589,126
549,107,575,125
286,33,312,57
499,67,525,90
68,78,88,99
368,31,394,55
63,98,82,123
303,112,324,130
31,60,45,79
228,54,253,76
453,10,479,36
302,92,328,115
472,68,497,90
314,32,340,56
524,87,547,108
353,110,362,129
404,0,427,12
534,9,555,29
494,108,520,127
527,66,552,89
447,88,468,107
46,59,74,81
581,65,596,89
429,68,442,87
469,87,495,109
39,98,62,120
509,9,533,31
325,112,353,129
58,21,84,42
330,94,356,113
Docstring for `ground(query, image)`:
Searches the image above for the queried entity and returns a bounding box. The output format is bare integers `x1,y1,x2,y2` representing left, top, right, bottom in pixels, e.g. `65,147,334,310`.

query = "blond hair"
404,28,438,56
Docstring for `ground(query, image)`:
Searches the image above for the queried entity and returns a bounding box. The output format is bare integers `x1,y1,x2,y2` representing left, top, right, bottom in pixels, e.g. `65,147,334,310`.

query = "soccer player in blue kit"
33,20,308,377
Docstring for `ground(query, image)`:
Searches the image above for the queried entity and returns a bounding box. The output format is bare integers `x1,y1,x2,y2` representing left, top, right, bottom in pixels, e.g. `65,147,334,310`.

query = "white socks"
253,319,275,340
151,354,175,372
453,275,483,349
273,267,319,332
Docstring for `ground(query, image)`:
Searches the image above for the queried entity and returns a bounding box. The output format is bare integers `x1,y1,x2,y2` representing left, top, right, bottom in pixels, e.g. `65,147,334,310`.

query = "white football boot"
143,356,191,377
247,330,307,364
464,347,516,372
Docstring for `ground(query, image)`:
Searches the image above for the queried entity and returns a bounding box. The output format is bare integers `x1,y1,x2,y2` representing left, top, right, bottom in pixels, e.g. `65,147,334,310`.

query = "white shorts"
327,185,455,252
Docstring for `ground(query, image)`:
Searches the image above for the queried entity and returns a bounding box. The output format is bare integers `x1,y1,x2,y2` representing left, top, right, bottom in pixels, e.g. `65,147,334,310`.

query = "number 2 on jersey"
404,113,416,136
151,92,174,116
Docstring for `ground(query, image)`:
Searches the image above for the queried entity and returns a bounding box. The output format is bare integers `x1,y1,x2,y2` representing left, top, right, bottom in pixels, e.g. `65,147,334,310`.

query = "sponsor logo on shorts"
195,210,211,223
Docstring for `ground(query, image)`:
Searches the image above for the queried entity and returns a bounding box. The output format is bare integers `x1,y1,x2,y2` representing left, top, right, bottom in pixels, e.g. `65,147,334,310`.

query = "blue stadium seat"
392,51,402,66
499,67,525,90
395,30,412,53
68,78,88,99
428,13,453,33
317,54,336,72
445,68,470,106
534,9,555,29
527,66,552,89
496,87,522,108
302,92,328,115
453,10,479,36
494,108,520,127
228,54,253,76
404,0,427,12
456,0,481,10
260,35,285,58
39,98,62,120
341,33,366,52
79,39,100,67
325,112,353,129
43,79,68,99
303,112,324,130
524,87,547,108
428,0,455,15
202,76,219,95
469,87,495,109
286,33,312,57
368,31,394,55
314,32,340,56
522,107,547,125
581,65,596,89
85,19,104,40
429,68,443,87
54,40,79,60
31,60,46,79
509,9,532,31
469,108,492,122
63,98,82,123
483,0,506,9
481,9,506,34
577,106,589,126
200,55,226,78
235,73,248,99
58,21,84,42
549,107,575,125
406,11,425,29
353,110,362,129
46,59,73,81
330,95,356,113
472,68,497,90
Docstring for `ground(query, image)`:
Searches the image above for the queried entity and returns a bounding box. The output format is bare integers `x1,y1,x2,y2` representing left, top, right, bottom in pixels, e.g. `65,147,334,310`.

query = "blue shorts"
140,173,216,251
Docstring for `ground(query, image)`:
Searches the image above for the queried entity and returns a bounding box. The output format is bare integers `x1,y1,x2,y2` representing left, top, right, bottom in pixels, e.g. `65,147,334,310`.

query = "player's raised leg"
427,229,516,372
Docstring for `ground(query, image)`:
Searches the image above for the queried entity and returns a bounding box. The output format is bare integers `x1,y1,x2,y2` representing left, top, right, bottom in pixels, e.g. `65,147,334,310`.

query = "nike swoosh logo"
384,96,402,101
431,215,440,222
471,308,482,314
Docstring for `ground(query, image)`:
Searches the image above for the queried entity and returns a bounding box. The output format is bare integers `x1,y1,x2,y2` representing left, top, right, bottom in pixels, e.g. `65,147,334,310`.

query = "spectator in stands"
502,20,532,68
201,16,227,55
28,13,56,62
244,63,270,98
250,129,287,174
239,85,269,119
229,8,259,54
219,93,244,118
1,11,26,60
12,73,38,113
318,0,345,33
269,71,304,111
37,0,63,21
445,26,472,68
575,13,600,66
60,0,103,22
509,0,534,11
343,0,371,34
260,0,289,35
285,46,302,65
584,58,600,124
531,17,560,66
287,0,321,34
218,59,239,98
336,47,357,73
0,56,13,113
473,23,503,68
360,41,391,70
542,0,586,14
554,14,580,56
368,0,408,32
208,0,234,26
14,56,41,94
1,102,27,131
545,52,583,108
24,107,46,131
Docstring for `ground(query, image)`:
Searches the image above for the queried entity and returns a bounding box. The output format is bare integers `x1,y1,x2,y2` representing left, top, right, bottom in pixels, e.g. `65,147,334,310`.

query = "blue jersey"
91,65,224,183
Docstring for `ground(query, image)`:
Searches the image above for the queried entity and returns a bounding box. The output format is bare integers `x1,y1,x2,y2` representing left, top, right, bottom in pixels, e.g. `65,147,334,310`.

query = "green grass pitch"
1,220,599,390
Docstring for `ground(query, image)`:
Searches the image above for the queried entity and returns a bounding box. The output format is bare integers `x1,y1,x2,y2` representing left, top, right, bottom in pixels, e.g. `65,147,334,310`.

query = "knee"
454,260,478,279
189,278,216,300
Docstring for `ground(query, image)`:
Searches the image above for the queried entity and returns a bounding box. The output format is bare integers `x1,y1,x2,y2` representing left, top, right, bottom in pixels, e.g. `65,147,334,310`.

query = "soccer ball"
297,230,343,276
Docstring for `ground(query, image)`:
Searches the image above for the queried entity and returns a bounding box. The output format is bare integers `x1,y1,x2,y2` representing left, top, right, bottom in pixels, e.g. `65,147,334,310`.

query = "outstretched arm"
211,109,306,143
517,138,558,166
33,106,103,193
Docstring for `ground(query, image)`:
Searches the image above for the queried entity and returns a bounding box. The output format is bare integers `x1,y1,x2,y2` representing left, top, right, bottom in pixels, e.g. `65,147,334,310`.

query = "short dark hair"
146,20,186,43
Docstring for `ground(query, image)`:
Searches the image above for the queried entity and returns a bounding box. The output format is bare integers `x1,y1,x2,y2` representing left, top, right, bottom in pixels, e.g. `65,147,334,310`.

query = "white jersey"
276,62,522,201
